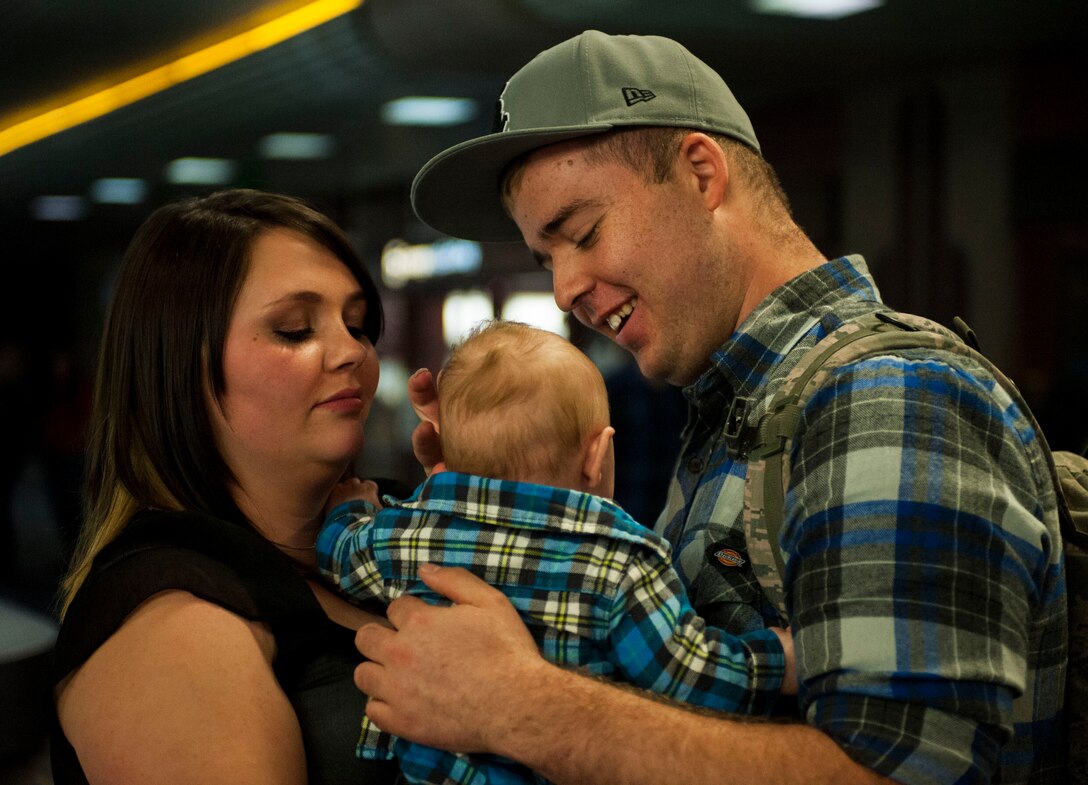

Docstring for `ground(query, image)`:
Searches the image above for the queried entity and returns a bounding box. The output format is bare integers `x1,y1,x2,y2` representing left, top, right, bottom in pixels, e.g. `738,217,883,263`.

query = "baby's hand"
409,368,446,475
770,626,797,695
325,477,382,517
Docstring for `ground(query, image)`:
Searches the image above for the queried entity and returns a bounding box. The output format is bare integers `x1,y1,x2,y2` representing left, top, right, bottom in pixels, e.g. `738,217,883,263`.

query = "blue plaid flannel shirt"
660,254,1067,785
318,473,786,785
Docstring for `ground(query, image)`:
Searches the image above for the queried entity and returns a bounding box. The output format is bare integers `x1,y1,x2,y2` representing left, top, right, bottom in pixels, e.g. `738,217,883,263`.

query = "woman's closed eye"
276,324,370,345
275,327,313,344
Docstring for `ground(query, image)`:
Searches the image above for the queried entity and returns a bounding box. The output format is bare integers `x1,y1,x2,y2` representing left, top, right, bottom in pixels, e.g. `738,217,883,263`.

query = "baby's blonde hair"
439,320,610,482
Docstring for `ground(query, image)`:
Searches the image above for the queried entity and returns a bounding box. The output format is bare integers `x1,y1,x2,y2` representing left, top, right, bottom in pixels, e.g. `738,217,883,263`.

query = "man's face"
508,139,742,387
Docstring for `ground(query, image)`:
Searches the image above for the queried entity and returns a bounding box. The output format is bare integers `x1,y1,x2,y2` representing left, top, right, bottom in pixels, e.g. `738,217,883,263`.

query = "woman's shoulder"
55,509,321,681
54,584,310,784
51,510,400,785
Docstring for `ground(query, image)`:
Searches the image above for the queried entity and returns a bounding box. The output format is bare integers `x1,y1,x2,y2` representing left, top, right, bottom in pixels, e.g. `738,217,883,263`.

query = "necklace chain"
270,539,317,551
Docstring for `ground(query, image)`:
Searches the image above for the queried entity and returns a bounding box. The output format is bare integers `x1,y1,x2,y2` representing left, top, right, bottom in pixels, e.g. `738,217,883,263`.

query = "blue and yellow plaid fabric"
318,473,786,785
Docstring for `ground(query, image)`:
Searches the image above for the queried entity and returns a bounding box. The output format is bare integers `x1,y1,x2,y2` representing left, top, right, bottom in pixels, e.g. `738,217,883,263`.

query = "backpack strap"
743,311,977,622
742,309,1084,777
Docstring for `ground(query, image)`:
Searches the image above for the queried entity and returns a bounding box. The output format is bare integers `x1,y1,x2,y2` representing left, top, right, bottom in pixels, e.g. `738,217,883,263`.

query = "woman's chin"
321,437,365,473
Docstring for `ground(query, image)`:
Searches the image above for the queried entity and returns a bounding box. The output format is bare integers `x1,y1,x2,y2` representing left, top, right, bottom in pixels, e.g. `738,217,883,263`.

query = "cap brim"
410,123,613,243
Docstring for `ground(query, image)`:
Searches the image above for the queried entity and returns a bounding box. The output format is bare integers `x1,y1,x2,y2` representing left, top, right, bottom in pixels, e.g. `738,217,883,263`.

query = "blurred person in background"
0,337,35,586
39,346,93,566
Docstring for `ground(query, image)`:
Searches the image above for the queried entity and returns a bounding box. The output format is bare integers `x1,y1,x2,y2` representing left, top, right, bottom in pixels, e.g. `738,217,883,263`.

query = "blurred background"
1,1,1086,780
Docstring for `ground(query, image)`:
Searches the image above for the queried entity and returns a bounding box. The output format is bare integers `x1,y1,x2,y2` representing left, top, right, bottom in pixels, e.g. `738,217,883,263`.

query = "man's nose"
551,256,594,319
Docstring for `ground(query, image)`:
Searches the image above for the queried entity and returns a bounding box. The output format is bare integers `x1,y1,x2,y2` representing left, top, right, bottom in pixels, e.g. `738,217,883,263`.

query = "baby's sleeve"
315,500,386,603
607,552,785,715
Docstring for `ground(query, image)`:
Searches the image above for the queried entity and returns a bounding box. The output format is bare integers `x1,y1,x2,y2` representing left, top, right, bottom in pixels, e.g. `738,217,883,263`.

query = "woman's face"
210,227,379,488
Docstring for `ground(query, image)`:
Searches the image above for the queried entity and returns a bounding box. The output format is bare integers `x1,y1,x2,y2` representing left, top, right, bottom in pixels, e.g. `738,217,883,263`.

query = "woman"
52,190,403,784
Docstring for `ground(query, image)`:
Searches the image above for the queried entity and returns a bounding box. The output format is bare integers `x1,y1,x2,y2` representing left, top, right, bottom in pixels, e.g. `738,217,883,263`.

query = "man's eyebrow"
539,198,598,240
529,197,602,268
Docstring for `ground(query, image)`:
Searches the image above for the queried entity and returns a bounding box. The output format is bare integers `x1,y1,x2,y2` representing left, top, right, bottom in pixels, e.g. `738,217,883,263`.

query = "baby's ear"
581,426,615,492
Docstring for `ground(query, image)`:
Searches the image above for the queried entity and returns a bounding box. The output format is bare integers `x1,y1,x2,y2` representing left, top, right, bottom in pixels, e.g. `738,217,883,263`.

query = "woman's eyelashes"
275,327,313,344
273,322,370,345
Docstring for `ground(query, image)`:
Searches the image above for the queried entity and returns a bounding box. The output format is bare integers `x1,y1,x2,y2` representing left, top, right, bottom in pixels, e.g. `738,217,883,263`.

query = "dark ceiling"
2,0,1085,224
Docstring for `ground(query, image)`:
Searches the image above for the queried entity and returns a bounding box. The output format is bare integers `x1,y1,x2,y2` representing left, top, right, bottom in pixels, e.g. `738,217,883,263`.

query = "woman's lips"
316,388,363,413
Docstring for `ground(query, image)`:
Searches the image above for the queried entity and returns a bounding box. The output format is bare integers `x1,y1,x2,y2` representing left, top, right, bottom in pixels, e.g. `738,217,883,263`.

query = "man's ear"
678,132,728,210
581,426,615,491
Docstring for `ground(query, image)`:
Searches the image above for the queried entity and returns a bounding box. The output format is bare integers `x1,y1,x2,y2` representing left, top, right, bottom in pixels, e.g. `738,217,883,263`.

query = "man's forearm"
495,663,892,785
356,566,893,785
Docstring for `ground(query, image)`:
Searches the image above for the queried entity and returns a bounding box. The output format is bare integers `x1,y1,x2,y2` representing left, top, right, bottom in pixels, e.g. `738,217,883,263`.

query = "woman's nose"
330,327,371,370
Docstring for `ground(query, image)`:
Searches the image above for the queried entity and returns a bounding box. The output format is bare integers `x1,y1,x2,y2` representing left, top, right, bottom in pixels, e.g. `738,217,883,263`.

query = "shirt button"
686,457,705,474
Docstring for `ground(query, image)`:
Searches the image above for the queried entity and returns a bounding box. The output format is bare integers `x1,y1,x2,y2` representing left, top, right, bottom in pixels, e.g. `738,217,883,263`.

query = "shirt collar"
685,254,881,409
403,471,671,556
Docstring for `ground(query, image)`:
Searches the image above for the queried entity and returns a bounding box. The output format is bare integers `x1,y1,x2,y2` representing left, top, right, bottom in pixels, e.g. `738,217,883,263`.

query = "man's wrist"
480,655,568,760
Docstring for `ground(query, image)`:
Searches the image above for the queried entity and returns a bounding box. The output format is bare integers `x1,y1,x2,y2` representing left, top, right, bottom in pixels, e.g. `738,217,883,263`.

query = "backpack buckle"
723,395,754,458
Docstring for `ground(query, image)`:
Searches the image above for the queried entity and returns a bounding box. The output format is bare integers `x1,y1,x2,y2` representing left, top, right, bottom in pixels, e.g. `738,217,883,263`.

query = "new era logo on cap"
622,87,655,106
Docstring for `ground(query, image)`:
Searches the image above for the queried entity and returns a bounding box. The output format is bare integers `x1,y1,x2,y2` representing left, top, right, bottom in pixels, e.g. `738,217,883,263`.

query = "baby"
317,319,794,785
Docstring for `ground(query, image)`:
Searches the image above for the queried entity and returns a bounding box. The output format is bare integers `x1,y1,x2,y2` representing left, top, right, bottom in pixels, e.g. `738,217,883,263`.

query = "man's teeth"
607,301,635,332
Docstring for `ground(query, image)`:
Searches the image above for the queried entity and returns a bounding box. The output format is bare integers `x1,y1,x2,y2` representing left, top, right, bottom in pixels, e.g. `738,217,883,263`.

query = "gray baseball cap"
410,30,760,243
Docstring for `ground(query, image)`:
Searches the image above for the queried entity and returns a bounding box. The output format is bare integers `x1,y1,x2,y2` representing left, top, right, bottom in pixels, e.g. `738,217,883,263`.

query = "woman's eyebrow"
264,289,367,308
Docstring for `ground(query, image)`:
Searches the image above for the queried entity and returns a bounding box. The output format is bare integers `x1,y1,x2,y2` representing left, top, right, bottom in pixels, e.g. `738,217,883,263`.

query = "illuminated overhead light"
381,238,483,289
259,132,337,160
750,0,882,19
165,157,237,185
0,0,363,158
90,177,148,204
31,195,88,221
442,290,495,347
381,97,478,127
501,293,569,339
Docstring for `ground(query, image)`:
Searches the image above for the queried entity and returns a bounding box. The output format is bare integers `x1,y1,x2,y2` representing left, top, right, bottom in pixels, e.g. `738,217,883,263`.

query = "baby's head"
438,320,615,496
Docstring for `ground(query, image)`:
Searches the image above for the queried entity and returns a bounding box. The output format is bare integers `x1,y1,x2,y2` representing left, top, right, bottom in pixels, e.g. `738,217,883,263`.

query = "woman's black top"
50,509,401,785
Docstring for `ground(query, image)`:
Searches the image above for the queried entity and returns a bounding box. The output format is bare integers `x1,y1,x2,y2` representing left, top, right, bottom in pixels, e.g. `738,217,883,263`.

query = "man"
356,31,1067,784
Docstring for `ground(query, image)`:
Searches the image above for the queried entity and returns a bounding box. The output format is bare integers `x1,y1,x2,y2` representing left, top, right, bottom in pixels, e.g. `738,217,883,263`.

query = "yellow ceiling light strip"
0,0,363,159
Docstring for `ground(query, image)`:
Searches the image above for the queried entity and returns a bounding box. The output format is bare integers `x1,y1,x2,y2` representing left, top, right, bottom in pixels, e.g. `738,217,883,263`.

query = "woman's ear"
581,426,615,492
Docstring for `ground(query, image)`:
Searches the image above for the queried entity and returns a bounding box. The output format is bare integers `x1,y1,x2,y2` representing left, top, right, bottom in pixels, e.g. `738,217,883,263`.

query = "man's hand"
354,564,544,754
355,571,887,785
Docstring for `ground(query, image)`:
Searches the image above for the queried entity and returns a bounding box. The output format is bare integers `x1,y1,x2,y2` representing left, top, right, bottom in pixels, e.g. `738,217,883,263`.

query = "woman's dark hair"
61,189,383,613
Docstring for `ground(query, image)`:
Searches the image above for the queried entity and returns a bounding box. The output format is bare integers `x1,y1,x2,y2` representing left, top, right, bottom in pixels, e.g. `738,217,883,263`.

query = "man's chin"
633,353,670,385
634,353,701,388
